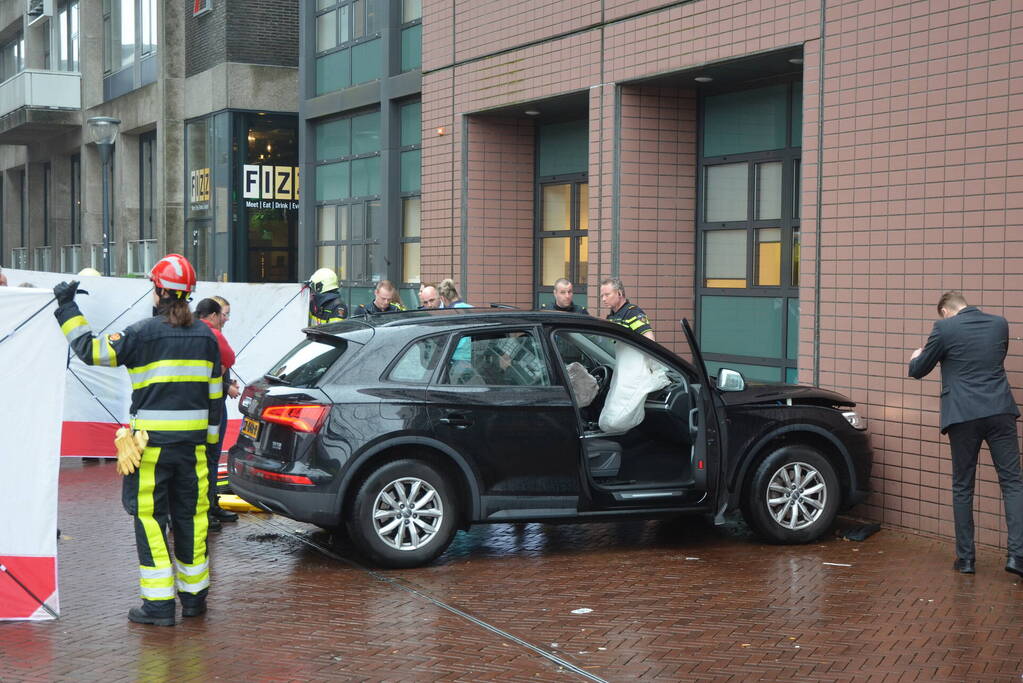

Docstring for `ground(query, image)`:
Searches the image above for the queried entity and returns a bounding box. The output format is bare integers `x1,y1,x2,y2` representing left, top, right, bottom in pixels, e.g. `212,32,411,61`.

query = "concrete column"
159,0,186,257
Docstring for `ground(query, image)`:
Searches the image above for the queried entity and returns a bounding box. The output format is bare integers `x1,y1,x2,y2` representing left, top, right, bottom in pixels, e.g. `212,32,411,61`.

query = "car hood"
719,383,856,409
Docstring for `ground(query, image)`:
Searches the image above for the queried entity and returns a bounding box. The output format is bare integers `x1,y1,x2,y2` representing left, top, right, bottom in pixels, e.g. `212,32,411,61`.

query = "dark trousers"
946,413,1023,560
207,396,228,513
122,442,210,612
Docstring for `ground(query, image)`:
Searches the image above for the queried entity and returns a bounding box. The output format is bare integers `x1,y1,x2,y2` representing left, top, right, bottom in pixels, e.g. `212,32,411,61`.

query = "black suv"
229,310,872,568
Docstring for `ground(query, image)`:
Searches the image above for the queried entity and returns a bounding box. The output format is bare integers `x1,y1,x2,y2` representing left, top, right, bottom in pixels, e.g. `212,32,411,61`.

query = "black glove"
53,280,80,306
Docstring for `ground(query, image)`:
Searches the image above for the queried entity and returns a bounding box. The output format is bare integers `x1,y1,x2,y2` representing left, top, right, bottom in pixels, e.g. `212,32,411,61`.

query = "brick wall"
462,117,535,309
617,85,698,350
812,0,1023,550
185,0,298,77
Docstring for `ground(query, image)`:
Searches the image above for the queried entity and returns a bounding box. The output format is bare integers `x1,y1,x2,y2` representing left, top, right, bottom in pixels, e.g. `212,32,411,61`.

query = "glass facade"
185,112,299,282
698,81,802,382
102,0,157,99
314,0,383,95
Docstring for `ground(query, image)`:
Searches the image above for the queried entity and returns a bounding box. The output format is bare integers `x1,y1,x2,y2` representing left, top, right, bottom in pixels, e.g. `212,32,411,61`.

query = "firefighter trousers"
122,442,210,612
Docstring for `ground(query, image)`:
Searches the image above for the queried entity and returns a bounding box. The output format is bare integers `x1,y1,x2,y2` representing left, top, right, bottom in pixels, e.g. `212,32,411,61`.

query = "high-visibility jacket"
56,301,223,447
309,290,348,326
606,300,652,336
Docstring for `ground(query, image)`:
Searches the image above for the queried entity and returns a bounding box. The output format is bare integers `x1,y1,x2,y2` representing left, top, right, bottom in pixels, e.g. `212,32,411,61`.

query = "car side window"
443,330,551,387
387,336,445,383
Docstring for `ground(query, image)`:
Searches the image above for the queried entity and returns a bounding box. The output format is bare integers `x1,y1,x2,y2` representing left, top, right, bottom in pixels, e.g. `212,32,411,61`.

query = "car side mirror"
716,368,745,392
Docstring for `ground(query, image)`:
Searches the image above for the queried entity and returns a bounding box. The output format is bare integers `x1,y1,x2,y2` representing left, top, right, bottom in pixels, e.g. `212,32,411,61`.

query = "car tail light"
261,404,329,433
251,467,315,486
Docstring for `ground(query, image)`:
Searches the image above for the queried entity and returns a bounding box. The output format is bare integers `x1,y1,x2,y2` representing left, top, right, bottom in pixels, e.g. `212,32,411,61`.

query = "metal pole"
99,143,111,276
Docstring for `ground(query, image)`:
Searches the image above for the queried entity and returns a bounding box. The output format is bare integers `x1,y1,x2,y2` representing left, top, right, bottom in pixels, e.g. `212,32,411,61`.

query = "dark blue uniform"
540,302,589,314
606,300,652,336
309,290,348,325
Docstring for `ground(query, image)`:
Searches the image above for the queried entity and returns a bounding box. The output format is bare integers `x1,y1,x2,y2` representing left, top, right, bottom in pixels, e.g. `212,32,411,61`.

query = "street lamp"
87,116,121,276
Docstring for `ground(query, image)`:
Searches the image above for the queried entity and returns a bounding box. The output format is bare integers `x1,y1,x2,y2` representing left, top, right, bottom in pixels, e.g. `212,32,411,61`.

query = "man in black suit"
909,291,1023,577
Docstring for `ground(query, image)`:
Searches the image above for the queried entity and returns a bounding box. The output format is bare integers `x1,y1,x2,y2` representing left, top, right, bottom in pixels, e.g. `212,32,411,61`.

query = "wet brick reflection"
1,460,1021,681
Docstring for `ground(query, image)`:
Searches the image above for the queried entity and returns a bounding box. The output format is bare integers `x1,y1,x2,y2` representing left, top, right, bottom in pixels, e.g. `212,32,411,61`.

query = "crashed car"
228,310,872,568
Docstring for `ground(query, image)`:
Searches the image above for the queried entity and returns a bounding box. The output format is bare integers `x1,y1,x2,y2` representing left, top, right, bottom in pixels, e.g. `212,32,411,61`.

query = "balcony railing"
127,239,157,275
10,247,28,269
61,244,83,273
33,245,53,271
0,70,81,119
90,243,116,275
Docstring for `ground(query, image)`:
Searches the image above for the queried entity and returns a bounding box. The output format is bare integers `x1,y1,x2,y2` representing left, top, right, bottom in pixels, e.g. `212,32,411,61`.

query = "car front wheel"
347,458,459,568
743,446,840,544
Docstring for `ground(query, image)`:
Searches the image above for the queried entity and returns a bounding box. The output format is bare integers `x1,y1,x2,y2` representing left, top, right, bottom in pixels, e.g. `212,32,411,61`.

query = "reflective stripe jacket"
309,290,348,326
606,300,652,336
56,302,223,447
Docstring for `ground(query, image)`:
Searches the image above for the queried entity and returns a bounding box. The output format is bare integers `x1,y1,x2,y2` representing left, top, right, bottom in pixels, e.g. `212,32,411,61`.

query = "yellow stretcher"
217,494,264,513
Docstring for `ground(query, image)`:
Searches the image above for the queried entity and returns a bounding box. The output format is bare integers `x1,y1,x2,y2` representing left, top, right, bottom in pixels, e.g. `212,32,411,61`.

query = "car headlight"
842,411,866,430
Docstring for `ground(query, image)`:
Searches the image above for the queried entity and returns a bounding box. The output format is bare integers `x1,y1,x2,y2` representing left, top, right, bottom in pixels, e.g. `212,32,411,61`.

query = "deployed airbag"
566,362,599,407
598,345,670,434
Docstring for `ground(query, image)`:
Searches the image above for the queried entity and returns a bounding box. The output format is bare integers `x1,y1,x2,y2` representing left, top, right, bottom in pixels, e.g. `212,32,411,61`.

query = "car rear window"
267,338,351,387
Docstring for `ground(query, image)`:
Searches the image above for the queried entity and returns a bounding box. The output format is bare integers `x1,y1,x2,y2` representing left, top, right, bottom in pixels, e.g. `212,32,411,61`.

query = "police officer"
354,280,402,316
600,277,654,340
541,278,589,314
306,267,348,325
53,254,222,626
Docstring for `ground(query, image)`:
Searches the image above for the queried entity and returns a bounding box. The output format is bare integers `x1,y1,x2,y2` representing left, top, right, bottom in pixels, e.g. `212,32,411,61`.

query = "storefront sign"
190,167,210,210
243,165,300,210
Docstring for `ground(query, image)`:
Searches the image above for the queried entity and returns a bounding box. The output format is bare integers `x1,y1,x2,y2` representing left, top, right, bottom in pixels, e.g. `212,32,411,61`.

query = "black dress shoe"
181,602,207,617
208,516,222,532
953,558,975,574
212,507,238,522
128,606,175,626
1005,556,1023,578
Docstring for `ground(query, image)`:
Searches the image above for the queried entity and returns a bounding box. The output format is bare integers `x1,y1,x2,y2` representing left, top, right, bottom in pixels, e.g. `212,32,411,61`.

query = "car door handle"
688,408,699,433
439,414,473,428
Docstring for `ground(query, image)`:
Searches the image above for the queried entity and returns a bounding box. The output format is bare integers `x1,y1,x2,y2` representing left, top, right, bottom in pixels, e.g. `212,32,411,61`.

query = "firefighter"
306,267,348,325
53,254,222,626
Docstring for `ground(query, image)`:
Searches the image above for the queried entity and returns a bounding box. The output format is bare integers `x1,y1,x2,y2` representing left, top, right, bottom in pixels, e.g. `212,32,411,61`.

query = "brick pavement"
1,460,1021,681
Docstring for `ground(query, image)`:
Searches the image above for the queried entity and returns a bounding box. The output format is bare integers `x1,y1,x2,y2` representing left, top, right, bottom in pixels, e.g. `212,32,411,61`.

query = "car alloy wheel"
372,476,444,551
765,461,827,531
743,445,840,544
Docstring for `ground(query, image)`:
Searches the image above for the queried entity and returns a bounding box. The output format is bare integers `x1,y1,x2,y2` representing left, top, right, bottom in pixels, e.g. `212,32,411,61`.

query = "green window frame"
697,80,801,383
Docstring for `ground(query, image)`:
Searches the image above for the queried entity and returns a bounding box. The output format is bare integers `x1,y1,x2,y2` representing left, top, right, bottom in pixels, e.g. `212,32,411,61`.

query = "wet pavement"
2,459,1022,682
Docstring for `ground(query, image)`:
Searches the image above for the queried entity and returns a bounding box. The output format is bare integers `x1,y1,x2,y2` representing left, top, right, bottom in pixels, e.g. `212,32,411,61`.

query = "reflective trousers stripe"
137,449,172,601
174,559,210,593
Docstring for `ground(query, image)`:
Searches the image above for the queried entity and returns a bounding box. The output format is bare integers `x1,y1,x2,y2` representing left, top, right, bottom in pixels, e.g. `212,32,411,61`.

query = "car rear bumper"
230,474,341,528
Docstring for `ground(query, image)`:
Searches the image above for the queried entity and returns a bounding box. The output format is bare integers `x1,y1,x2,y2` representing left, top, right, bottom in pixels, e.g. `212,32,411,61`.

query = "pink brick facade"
420,0,1023,552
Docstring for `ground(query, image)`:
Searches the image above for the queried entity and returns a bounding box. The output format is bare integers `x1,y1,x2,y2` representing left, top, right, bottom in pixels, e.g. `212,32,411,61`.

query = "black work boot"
211,503,238,522
180,588,208,617
128,601,175,626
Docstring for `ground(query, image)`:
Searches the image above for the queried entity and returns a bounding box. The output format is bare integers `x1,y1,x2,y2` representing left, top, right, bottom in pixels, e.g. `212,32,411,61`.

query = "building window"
314,0,382,95
57,0,80,72
139,131,155,240
103,0,157,92
534,120,588,309
70,154,81,244
698,81,802,383
0,32,24,82
400,0,421,72
399,100,421,284
314,109,382,283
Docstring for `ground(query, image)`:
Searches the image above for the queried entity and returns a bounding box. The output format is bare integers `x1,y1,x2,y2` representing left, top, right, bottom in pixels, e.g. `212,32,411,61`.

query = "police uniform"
309,290,348,325
353,300,400,316
541,302,589,314
607,300,652,336
55,299,222,620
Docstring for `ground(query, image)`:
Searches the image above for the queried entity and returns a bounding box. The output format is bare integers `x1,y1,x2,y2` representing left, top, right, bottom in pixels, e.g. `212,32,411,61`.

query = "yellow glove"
114,427,147,476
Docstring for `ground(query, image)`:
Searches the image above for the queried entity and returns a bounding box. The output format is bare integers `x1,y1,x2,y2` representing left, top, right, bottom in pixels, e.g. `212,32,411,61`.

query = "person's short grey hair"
553,278,572,289
600,278,625,296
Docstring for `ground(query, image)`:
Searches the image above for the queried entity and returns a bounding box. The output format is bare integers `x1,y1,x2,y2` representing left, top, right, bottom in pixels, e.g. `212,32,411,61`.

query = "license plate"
241,417,261,440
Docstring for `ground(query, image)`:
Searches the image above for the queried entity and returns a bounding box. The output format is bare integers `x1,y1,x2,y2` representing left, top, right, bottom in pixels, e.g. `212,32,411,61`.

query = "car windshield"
267,338,351,387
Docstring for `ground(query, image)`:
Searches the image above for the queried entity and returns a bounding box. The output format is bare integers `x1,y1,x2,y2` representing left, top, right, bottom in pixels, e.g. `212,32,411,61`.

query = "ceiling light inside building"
694,76,713,83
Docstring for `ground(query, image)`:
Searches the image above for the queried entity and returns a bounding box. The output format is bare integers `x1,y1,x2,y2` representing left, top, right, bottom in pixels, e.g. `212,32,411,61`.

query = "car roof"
310,308,611,335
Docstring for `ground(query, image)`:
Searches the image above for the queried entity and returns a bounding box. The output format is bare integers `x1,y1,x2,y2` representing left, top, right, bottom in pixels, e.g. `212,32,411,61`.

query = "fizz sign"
243,165,300,201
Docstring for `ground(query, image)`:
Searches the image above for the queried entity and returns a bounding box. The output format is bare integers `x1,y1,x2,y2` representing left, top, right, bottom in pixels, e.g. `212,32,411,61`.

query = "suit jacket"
908,306,1019,432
